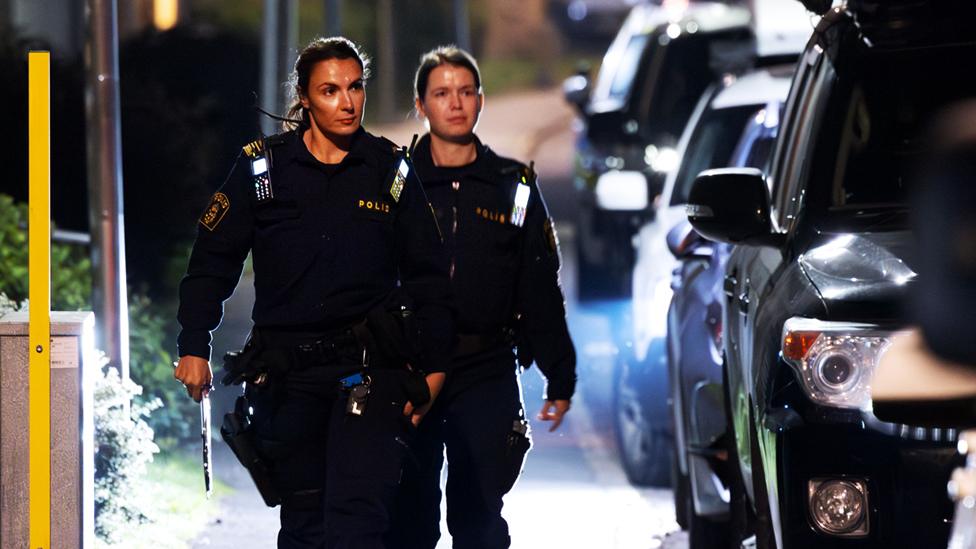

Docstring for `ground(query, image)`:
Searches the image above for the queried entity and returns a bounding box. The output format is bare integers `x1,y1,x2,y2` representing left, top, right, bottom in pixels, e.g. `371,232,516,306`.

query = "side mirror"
686,168,782,247
595,170,649,211
666,220,708,260
798,0,832,15
562,74,590,114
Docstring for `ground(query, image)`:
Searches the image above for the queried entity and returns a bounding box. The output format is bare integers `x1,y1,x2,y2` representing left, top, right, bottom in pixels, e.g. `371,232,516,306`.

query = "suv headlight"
782,318,894,410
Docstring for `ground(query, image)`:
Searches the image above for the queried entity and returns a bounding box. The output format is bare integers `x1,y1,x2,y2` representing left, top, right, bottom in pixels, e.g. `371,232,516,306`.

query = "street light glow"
154,0,179,31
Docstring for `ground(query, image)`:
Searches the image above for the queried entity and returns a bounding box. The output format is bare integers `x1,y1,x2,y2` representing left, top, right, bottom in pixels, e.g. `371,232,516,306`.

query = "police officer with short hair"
387,46,577,549
174,37,454,549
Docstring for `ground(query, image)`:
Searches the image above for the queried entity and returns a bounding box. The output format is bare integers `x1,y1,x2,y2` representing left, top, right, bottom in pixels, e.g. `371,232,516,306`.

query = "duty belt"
455,331,514,357
288,332,361,370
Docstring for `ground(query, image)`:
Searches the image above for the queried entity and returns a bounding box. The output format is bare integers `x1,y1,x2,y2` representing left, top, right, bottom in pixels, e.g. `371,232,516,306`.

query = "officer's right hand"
404,372,446,426
174,355,213,402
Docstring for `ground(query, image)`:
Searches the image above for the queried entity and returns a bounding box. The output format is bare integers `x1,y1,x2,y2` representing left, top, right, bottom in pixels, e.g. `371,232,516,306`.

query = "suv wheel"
613,353,671,486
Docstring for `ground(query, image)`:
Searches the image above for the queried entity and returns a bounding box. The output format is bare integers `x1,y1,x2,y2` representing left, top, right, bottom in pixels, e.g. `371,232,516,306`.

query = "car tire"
613,354,672,487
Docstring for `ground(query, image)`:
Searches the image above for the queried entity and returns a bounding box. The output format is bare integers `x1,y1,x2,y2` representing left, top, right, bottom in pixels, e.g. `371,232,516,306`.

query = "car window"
607,34,650,102
730,102,784,171
592,29,651,108
742,130,776,170
642,34,716,142
824,44,976,210
670,104,761,205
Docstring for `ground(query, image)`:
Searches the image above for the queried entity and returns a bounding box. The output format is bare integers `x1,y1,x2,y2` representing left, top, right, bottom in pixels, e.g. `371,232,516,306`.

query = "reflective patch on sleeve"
544,217,558,254
199,192,230,231
390,159,409,203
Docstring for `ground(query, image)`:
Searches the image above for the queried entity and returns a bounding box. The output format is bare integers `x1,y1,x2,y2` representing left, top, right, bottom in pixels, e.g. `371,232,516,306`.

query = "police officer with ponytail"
174,37,454,548
388,46,577,549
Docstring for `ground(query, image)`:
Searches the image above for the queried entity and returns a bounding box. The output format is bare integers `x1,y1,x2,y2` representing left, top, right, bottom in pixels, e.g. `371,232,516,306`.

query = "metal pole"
376,0,396,122
454,0,470,51
260,0,279,135
325,0,341,37
279,0,298,102
85,0,129,379
28,49,52,549
261,0,298,133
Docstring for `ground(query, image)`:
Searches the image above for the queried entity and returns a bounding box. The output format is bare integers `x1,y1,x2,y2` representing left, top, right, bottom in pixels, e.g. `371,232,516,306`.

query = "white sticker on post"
50,336,79,369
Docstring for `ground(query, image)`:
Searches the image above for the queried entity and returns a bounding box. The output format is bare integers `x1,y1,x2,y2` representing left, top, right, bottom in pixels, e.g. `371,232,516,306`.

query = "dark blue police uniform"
177,126,454,549
387,134,577,549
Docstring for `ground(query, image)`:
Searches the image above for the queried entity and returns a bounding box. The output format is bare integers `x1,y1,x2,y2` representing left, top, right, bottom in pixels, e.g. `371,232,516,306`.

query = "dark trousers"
249,364,415,549
387,363,531,549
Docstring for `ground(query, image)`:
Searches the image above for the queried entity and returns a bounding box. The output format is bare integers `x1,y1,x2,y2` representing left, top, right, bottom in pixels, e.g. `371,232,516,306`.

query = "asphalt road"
189,87,689,548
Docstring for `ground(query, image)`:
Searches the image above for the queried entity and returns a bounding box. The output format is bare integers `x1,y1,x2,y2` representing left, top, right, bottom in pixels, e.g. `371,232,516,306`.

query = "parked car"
666,96,785,548
686,1,976,546
563,1,752,300
615,65,793,487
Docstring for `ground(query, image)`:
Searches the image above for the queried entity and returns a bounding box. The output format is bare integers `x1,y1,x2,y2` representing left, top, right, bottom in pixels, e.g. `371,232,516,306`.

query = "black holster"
220,396,281,507
221,332,278,386
352,294,431,408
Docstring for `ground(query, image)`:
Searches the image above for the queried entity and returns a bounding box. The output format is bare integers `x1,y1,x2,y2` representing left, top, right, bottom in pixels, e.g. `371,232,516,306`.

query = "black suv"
687,2,976,547
564,1,752,300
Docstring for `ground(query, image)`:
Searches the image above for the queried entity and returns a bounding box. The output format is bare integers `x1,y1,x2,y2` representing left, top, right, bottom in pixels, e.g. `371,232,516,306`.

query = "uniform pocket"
331,370,414,486
469,211,521,257
255,200,301,225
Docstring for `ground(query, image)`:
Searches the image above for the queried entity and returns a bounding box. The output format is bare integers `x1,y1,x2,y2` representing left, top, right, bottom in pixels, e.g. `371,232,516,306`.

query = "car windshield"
671,104,760,205
823,42,976,210
605,34,650,103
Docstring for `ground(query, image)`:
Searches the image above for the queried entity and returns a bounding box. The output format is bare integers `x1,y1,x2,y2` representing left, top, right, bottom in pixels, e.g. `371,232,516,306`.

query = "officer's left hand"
538,399,571,432
403,372,446,426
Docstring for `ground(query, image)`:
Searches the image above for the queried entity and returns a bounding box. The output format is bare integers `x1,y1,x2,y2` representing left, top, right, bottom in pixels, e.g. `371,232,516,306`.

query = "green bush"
0,194,92,310
128,294,197,449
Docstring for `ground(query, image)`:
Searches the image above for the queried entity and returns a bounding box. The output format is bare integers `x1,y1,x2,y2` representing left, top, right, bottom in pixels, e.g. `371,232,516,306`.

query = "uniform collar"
277,126,372,168
413,133,498,184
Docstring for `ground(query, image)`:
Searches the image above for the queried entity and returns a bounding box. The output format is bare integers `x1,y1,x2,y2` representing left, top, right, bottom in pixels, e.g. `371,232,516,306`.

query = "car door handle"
723,275,737,298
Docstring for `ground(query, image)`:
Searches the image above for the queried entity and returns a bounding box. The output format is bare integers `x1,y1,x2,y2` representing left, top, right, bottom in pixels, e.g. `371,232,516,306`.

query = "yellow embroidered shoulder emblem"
200,192,230,231
242,139,264,158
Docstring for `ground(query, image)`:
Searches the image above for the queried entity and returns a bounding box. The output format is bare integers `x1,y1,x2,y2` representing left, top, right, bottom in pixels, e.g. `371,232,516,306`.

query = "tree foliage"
0,194,92,310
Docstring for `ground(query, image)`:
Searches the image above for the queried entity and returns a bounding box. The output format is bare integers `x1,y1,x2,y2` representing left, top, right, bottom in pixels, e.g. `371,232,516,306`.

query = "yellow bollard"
28,50,51,549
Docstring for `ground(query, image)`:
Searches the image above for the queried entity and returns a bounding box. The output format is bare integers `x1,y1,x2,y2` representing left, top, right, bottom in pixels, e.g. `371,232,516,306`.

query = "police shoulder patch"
242,139,264,159
544,217,558,254
200,192,230,231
